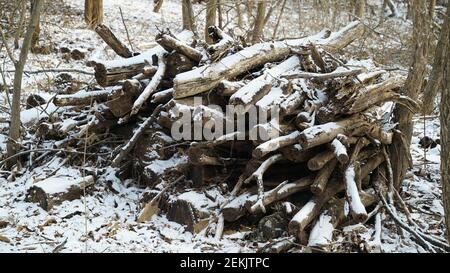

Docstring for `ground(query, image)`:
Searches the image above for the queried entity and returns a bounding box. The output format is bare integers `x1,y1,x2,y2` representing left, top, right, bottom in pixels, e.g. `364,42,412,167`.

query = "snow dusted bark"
130,56,166,116
344,164,368,221
156,33,203,63
173,21,365,98
26,176,95,211
253,131,301,159
230,56,301,114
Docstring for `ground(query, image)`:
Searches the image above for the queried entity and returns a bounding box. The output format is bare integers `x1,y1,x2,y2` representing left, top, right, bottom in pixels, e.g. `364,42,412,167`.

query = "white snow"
308,213,334,247
344,166,367,216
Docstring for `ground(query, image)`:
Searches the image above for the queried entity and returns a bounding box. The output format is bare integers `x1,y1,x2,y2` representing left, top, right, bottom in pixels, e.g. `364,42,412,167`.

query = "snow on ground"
0,0,447,253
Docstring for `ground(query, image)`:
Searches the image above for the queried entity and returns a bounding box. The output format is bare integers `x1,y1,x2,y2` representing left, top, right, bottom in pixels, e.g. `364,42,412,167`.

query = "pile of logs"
27,20,438,251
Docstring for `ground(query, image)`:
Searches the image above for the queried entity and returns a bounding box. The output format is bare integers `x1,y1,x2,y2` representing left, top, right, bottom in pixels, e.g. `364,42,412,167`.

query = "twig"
119,7,135,52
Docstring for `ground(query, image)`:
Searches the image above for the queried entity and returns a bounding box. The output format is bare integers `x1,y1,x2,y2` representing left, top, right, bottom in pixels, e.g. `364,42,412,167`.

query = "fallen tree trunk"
173,21,364,98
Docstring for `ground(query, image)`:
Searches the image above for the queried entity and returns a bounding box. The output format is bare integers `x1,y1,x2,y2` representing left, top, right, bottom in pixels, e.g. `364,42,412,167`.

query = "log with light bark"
53,89,113,106
207,26,234,61
299,114,367,150
288,154,384,237
173,21,364,99
222,175,315,222
308,190,377,247
90,30,194,87
156,33,203,63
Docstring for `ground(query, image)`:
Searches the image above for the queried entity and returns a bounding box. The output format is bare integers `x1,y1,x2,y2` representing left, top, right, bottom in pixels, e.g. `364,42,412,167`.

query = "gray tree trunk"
422,3,450,115
182,0,195,32
390,0,431,190
251,0,267,43
7,0,44,168
205,0,217,44
440,3,450,246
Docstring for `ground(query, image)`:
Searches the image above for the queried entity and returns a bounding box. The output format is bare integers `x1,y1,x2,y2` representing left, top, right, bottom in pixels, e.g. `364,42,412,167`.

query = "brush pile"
22,21,439,251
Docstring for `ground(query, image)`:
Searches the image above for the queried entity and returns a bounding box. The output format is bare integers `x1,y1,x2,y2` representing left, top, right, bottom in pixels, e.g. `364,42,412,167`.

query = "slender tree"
390,0,432,190
30,0,41,51
355,0,366,18
182,0,195,32
251,0,267,43
6,0,44,168
422,4,450,115
205,0,217,44
272,0,287,39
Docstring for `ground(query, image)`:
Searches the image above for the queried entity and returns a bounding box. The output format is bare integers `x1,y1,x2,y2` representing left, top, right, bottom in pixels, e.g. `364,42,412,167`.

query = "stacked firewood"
28,21,433,250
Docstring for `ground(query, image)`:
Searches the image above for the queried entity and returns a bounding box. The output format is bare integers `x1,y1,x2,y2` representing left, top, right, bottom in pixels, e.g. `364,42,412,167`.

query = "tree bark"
422,4,450,115
182,0,195,32
355,0,366,18
251,0,267,43
84,0,103,30
173,21,364,98
30,0,41,51
95,24,133,58
390,0,431,190
153,0,164,13
6,0,44,169
205,0,217,44
441,6,450,245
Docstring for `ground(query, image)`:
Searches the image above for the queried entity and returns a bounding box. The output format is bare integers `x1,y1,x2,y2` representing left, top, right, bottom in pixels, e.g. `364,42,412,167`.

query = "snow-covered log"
173,21,364,99
26,176,95,211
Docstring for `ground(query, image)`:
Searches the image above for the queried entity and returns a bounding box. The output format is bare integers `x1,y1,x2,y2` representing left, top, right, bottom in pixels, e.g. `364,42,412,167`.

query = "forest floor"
0,0,446,253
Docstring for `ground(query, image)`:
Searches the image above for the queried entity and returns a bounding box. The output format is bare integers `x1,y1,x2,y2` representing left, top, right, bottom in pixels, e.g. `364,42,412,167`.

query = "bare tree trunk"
153,0,164,13
246,0,254,24
30,0,41,51
84,0,103,30
182,0,195,32
205,0,217,44
14,0,27,49
423,4,450,115
235,0,244,30
297,0,302,30
379,0,388,25
6,0,44,168
272,0,287,39
251,0,267,43
390,0,431,190
355,0,365,18
440,2,450,245
217,0,223,29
